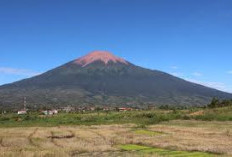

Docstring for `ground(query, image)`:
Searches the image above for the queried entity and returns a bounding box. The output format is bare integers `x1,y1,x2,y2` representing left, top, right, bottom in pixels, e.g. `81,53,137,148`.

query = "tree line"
207,97,232,108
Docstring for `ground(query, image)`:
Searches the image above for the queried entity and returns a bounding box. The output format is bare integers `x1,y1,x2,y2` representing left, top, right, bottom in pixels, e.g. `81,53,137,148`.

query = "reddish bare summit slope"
74,50,128,67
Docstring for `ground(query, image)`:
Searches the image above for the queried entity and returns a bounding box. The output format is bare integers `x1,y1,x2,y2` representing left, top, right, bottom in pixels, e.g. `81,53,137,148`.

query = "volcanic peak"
74,50,128,67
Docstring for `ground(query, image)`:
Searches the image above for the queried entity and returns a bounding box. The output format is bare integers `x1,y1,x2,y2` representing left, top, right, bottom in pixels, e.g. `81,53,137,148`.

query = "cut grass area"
119,144,214,157
0,123,231,156
133,129,164,136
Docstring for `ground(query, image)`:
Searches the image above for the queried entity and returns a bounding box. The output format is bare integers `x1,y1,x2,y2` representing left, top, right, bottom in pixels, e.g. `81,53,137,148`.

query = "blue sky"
0,0,232,93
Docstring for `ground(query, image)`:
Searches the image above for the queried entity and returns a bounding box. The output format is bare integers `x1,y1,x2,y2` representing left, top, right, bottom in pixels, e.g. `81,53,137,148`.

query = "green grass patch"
119,144,214,157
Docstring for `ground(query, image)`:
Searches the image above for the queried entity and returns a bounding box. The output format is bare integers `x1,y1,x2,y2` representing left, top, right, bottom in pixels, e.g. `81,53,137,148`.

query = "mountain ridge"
0,50,232,109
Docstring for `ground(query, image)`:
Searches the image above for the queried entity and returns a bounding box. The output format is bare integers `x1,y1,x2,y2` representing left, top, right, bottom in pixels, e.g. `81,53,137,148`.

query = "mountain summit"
0,50,232,109
74,50,128,67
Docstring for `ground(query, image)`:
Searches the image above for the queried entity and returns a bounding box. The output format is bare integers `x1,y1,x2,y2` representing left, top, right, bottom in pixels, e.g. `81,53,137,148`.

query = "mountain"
0,50,232,109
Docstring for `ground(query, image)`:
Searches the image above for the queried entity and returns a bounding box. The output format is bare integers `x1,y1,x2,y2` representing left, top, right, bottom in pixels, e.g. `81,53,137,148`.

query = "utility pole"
23,97,27,110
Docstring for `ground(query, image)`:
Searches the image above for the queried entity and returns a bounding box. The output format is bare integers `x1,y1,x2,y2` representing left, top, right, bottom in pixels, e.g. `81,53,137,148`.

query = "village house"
61,106,75,113
118,107,133,111
90,107,96,111
103,107,110,111
17,109,27,115
42,109,58,115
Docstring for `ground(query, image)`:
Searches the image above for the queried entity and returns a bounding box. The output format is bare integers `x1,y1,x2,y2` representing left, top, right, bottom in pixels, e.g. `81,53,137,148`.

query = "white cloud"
170,66,179,69
0,67,41,77
169,70,231,93
192,72,202,77
185,78,232,93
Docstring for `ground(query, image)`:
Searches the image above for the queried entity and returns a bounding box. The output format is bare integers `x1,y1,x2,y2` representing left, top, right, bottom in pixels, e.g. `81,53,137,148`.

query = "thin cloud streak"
185,78,232,93
0,67,41,77
169,71,231,93
170,66,179,70
192,72,202,77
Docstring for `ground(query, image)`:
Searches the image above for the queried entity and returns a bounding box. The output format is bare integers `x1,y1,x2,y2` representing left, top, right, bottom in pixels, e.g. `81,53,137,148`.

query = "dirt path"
48,128,76,148
28,128,40,147
0,138,6,147
49,131,64,148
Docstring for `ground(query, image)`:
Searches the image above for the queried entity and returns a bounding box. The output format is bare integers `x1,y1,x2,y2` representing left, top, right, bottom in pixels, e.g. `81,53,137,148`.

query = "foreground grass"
1,107,232,156
120,144,214,157
1,121,231,156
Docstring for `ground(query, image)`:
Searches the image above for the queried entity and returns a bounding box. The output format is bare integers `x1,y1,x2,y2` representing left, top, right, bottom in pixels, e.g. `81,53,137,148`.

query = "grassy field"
1,107,232,156
0,110,180,127
1,106,232,127
0,120,231,156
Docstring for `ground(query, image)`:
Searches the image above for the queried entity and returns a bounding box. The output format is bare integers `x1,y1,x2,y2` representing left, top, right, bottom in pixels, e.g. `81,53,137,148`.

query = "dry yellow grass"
0,121,231,156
